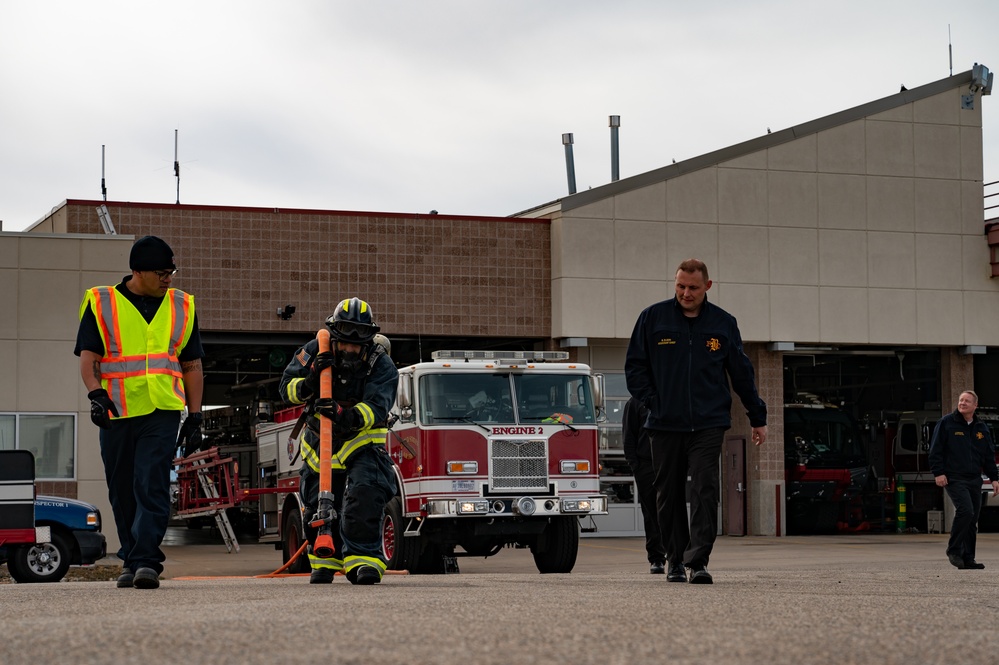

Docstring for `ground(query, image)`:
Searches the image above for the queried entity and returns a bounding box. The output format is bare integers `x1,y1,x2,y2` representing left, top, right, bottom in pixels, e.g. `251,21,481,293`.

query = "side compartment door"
724,436,747,536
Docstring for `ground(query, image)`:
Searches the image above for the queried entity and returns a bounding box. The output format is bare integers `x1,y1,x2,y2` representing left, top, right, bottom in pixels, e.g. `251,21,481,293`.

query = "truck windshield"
784,407,867,469
419,372,596,425
513,374,595,424
420,373,515,424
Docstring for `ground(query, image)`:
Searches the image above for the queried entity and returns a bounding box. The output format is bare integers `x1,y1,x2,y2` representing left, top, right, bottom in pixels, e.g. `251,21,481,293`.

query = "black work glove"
313,397,344,422
302,351,336,398
177,412,204,456
88,389,119,430
333,407,362,437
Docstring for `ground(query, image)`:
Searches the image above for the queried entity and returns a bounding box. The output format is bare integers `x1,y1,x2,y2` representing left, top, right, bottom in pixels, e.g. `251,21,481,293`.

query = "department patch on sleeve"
295,348,311,366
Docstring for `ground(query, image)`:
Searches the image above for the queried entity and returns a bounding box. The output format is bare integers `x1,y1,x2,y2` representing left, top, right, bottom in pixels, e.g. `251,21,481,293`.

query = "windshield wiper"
432,416,490,432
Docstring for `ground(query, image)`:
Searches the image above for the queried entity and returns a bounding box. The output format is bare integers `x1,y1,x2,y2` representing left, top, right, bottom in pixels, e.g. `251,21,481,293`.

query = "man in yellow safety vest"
75,235,205,590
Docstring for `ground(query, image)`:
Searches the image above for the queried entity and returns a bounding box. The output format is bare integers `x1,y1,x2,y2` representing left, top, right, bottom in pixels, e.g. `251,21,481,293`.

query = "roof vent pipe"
609,115,620,182
562,133,577,195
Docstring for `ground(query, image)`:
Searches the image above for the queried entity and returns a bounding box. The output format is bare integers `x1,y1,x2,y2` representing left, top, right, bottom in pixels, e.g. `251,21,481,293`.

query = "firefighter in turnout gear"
280,298,398,585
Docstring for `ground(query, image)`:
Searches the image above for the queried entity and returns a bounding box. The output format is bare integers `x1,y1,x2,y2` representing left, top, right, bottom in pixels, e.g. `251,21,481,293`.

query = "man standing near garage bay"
75,236,205,590
929,390,999,570
625,259,767,584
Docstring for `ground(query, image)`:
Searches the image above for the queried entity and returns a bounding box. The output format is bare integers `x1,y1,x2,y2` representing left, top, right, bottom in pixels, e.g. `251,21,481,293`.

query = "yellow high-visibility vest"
80,286,195,418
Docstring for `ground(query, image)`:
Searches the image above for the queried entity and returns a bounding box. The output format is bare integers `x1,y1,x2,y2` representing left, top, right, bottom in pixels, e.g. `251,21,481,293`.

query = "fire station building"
3,67,998,550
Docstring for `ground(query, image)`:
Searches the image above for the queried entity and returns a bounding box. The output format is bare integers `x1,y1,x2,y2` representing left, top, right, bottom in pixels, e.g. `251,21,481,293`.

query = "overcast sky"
2,1,998,231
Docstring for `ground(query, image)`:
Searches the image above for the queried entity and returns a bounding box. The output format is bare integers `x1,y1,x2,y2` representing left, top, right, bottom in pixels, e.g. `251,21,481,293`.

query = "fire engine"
783,399,871,533
381,350,607,574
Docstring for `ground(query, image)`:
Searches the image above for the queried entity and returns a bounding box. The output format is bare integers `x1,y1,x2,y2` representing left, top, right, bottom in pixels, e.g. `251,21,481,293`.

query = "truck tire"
410,542,449,575
382,496,418,571
282,509,310,574
7,530,72,583
531,517,579,574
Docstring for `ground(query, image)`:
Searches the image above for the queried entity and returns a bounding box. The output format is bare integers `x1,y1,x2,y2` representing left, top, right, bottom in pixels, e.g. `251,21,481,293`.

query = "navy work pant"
100,409,181,575
630,460,666,564
944,477,984,563
648,427,725,568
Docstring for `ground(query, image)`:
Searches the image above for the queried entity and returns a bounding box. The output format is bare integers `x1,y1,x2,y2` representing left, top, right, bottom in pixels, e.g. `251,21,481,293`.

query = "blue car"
1,495,107,583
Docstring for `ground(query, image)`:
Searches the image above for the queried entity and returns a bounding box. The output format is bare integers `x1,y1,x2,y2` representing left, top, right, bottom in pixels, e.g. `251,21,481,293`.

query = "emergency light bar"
432,350,570,362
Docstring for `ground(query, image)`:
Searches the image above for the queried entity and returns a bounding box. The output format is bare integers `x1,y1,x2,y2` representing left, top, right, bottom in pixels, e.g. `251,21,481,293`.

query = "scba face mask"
336,345,366,374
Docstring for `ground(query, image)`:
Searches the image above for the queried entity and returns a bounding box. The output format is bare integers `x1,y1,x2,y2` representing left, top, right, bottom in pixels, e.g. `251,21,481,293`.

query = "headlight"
561,499,593,513
447,461,478,475
560,460,590,474
457,500,489,515
87,511,99,528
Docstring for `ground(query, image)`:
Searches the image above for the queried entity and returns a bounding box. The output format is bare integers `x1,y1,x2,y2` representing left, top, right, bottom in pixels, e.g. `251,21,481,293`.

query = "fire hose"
310,328,337,560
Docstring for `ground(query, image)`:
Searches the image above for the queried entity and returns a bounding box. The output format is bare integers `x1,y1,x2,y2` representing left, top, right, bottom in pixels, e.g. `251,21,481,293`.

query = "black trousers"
99,409,181,574
630,461,666,564
649,427,725,568
944,478,984,563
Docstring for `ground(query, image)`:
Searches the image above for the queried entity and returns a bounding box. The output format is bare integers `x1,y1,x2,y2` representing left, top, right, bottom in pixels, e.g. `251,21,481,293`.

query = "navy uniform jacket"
625,296,766,432
929,410,999,482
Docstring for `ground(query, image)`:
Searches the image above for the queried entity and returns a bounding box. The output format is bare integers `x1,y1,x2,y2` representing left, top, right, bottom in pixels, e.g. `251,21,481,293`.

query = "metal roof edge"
562,69,976,213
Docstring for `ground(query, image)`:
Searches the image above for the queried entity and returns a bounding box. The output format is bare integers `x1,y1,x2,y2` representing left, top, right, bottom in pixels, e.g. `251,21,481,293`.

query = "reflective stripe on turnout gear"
309,553,343,571
355,402,375,429
344,555,387,576
300,428,388,472
285,376,308,405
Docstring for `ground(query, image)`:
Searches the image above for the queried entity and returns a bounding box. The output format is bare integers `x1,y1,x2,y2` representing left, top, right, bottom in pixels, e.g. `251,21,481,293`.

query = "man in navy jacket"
929,390,999,570
625,259,767,584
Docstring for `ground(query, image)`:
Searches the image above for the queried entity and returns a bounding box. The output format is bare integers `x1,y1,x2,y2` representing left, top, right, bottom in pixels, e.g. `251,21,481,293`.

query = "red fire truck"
382,350,607,574
255,349,608,574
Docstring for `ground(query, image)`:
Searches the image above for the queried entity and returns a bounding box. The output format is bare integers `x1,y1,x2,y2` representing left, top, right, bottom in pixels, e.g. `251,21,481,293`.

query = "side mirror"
591,374,606,423
398,375,412,409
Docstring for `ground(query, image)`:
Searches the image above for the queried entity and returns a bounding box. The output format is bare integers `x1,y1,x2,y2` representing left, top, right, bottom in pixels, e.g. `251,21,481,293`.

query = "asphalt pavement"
4,531,999,664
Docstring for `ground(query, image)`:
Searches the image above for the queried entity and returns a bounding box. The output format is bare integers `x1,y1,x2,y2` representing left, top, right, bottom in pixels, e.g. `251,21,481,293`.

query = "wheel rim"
26,544,61,576
382,514,396,560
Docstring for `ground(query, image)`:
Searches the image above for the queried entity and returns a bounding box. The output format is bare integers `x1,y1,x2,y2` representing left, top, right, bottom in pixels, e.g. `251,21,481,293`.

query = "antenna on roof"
101,145,107,201
174,129,180,204
948,25,953,76
562,133,577,195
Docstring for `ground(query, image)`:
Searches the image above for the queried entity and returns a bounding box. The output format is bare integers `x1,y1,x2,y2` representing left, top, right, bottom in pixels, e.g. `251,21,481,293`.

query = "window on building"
0,415,14,451
0,413,76,480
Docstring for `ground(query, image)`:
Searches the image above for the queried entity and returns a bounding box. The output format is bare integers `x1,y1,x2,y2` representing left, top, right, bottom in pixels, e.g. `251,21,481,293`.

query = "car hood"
35,495,100,512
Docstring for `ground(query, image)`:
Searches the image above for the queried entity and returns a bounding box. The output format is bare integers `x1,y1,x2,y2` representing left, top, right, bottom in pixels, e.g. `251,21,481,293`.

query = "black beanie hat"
129,236,176,271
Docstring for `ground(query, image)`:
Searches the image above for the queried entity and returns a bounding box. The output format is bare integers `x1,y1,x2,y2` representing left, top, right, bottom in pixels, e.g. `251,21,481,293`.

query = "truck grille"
489,439,548,492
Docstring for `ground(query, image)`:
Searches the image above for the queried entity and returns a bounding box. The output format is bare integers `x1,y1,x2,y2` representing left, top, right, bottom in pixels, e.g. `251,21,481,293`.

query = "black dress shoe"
948,553,968,569
650,561,666,575
688,565,713,584
666,562,686,583
116,567,134,588
965,560,986,569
